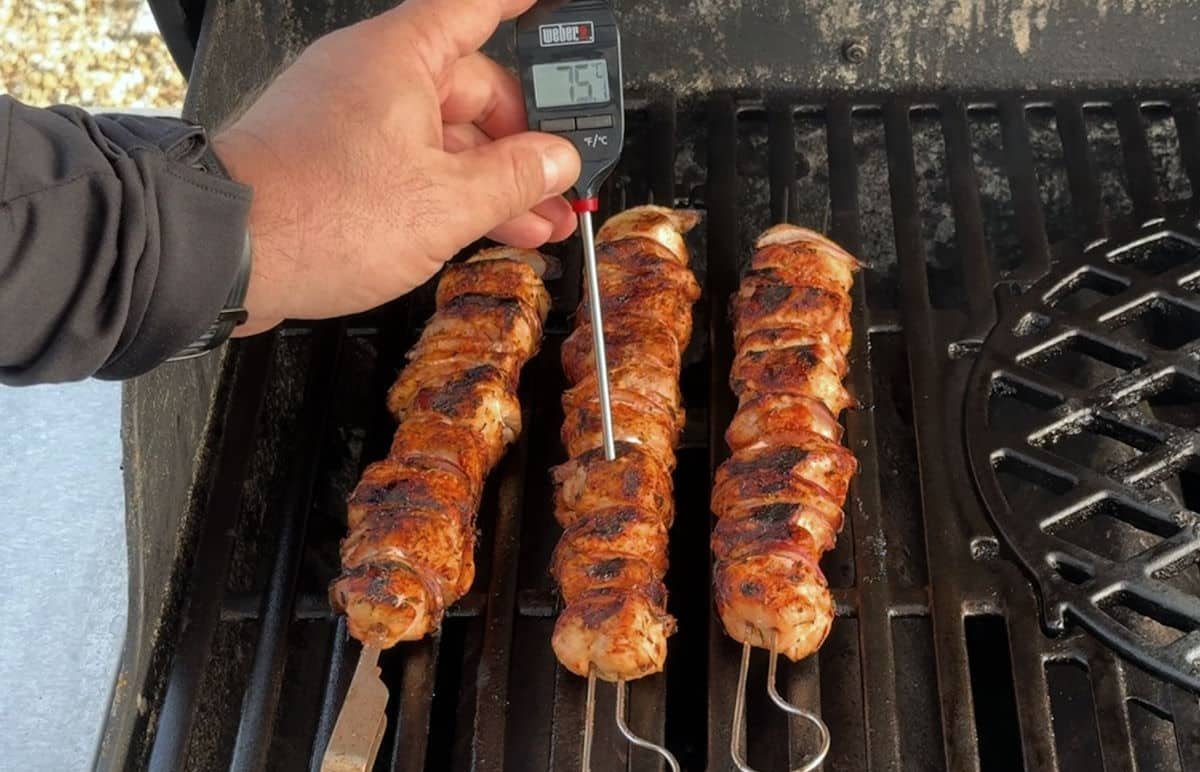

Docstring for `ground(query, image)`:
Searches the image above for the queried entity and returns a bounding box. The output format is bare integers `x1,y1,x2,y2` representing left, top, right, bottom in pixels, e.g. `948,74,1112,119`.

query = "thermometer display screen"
530,59,610,108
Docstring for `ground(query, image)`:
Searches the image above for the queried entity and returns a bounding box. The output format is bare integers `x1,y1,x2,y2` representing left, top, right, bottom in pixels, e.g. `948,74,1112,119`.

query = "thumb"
444,132,581,236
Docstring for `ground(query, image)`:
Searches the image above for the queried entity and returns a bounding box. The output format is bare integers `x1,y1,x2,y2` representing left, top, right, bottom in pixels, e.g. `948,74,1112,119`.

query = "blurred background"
0,2,183,768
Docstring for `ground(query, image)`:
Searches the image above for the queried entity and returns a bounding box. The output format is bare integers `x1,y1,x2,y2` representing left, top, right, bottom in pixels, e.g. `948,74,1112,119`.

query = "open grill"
112,90,1200,771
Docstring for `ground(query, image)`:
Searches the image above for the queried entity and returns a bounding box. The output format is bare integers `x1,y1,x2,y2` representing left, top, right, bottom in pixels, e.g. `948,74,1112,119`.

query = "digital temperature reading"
531,59,610,108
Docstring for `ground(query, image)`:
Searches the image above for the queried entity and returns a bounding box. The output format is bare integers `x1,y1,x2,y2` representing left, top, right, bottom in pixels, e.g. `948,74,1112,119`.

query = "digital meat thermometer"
516,0,623,461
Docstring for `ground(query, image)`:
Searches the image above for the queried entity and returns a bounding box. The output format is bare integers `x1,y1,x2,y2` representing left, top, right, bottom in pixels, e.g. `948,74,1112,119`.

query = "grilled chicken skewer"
712,224,861,662
329,247,551,647
551,206,700,682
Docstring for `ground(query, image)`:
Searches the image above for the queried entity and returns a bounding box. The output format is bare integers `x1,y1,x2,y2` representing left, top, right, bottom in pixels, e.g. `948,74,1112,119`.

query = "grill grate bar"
705,93,741,772
826,96,906,771
1054,100,1108,243
884,99,989,772
387,639,439,771
231,324,345,772
998,98,1054,285
1171,98,1200,214
467,419,531,772
1088,653,1138,772
309,617,351,770
1002,593,1059,771
1114,99,1165,226
1167,687,1200,767
940,97,998,337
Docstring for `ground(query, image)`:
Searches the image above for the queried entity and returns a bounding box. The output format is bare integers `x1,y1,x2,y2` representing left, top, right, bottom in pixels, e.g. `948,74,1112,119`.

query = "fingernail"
542,143,579,195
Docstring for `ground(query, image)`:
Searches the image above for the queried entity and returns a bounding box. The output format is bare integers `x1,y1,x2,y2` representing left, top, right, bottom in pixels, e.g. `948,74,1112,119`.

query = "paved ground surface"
1,0,184,107
1,2,183,767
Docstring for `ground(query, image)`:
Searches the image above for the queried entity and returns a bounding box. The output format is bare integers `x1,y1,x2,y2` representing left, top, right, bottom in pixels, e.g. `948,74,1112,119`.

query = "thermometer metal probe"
516,0,624,460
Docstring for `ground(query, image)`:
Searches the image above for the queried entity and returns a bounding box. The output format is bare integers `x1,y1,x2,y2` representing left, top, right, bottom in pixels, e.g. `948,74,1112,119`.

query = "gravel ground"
1,0,185,108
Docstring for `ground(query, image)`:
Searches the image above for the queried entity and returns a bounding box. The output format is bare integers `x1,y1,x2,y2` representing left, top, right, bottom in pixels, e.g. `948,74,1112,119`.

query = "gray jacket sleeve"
0,96,252,385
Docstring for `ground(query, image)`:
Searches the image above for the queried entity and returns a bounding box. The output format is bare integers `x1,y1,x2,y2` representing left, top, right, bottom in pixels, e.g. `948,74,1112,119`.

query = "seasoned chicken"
562,361,684,430
553,506,670,580
561,399,681,465
751,224,861,294
387,415,493,497
595,206,701,265
552,589,675,681
435,249,552,321
561,318,682,382
330,249,549,648
332,561,444,646
714,551,834,662
712,439,858,508
712,225,859,663
344,459,476,531
731,276,852,353
729,342,855,415
387,361,522,464
551,206,699,683
553,442,675,527
413,294,545,363
725,394,843,450
577,276,696,347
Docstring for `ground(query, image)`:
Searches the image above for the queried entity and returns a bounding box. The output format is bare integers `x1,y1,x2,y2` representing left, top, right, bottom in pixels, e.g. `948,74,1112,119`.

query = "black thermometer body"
516,0,623,206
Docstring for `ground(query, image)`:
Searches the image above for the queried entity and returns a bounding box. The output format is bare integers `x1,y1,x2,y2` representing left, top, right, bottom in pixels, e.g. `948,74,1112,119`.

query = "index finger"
374,0,536,77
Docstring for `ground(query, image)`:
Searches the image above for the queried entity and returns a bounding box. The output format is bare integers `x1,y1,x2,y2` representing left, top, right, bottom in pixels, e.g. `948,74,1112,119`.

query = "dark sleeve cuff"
0,98,252,384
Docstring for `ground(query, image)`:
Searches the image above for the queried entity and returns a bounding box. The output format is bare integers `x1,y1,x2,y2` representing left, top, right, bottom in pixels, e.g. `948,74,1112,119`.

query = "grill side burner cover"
966,216,1200,692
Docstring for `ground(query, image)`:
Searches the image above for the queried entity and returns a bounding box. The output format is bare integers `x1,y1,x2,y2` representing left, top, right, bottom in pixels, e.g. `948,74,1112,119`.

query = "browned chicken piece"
726,394,843,450
730,342,855,416
412,294,545,363
751,224,861,295
739,327,848,376
577,277,696,348
553,506,670,577
717,492,845,546
731,276,852,353
595,238,703,300
552,548,668,606
387,415,493,497
553,442,675,527
712,499,841,558
552,206,700,682
331,250,549,649
561,318,682,382
595,206,701,266
714,551,834,662
344,459,476,530
388,362,522,465
561,399,681,465
552,589,676,681
340,508,467,601
331,561,445,646
712,438,858,508
562,361,684,430
435,249,553,321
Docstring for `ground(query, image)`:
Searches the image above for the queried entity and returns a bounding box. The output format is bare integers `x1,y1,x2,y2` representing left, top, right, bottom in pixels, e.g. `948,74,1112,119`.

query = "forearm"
0,96,251,385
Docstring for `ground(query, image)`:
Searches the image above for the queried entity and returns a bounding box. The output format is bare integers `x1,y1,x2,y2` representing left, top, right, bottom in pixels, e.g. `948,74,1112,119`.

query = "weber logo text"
538,22,594,47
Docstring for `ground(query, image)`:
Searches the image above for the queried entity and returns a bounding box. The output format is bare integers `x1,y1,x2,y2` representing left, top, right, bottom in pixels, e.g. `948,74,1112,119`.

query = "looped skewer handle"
730,638,831,772
615,679,681,772
579,672,680,772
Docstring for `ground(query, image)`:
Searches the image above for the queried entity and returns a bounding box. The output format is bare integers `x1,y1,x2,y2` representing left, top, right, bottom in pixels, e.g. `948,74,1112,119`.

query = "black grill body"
102,2,1200,771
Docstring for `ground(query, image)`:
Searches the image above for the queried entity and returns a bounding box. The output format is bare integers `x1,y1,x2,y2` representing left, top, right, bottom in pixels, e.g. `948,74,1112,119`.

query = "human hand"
214,0,582,335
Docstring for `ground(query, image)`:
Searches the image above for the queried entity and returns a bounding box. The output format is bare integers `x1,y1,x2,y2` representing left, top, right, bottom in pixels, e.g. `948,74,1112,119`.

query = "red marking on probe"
572,197,600,213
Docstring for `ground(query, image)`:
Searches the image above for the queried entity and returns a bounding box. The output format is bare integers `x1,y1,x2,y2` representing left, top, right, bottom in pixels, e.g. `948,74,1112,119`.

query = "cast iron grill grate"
129,92,1200,772
967,219,1200,691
